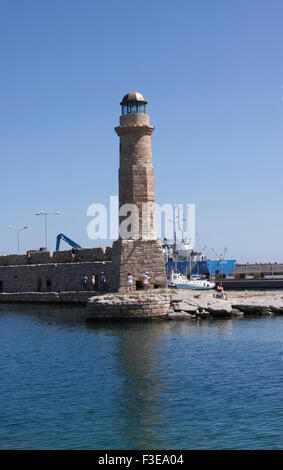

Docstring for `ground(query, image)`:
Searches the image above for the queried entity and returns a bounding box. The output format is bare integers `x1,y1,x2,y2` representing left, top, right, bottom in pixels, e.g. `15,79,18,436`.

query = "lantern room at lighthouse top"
120,91,148,115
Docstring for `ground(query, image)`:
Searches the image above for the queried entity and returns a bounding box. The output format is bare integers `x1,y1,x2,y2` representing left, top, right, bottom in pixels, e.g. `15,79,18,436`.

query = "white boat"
167,272,215,290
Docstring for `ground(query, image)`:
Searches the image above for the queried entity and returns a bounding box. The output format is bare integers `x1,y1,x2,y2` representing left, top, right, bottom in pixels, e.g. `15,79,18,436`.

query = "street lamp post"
35,211,61,250
8,226,28,254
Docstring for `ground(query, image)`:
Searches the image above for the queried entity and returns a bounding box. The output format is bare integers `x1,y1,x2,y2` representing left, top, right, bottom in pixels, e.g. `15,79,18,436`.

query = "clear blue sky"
0,0,282,262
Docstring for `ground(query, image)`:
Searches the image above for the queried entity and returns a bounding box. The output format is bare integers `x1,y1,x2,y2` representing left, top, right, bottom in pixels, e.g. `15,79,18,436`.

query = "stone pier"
86,292,172,321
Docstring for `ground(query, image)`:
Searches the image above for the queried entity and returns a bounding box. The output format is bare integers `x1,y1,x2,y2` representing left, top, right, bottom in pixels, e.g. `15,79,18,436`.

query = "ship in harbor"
162,239,236,279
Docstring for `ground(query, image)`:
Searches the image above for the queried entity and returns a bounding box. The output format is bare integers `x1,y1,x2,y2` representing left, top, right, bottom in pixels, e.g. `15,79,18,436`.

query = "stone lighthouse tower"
111,92,167,291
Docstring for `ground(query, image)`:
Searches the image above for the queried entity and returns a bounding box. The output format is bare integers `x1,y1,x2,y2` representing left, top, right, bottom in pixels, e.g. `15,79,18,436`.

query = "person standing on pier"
126,273,134,291
100,272,107,290
142,272,150,290
91,274,96,291
82,275,88,289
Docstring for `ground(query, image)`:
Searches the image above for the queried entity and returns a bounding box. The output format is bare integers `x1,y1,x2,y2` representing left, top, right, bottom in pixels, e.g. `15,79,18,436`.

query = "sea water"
0,303,282,450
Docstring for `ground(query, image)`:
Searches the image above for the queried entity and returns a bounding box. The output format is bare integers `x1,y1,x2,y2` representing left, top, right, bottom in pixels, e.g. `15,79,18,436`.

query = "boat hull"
167,272,215,290
173,283,215,290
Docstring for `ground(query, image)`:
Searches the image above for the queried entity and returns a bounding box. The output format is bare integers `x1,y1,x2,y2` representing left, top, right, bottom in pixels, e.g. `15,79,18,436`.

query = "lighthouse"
111,92,167,291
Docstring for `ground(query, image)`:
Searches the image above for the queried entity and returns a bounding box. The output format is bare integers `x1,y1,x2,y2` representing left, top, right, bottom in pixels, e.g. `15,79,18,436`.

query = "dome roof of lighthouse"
120,92,147,105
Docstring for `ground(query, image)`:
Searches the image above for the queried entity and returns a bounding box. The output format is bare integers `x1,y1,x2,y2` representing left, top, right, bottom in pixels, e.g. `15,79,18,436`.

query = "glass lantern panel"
137,103,145,114
129,103,137,114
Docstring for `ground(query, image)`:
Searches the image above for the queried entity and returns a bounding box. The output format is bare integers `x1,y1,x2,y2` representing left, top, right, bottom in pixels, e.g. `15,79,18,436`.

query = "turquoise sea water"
0,303,282,450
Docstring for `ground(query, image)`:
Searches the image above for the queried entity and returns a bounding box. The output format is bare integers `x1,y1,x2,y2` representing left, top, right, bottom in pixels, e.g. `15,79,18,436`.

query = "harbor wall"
0,261,112,293
0,248,113,293
0,243,165,295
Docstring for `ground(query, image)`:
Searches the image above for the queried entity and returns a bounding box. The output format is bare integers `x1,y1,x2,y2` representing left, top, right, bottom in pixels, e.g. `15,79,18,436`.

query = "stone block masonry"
0,247,112,267
0,260,111,293
111,239,167,292
0,240,166,296
86,292,172,321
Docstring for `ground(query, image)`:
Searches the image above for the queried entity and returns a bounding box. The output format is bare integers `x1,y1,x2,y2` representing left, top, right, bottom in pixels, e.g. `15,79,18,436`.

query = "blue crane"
56,233,82,251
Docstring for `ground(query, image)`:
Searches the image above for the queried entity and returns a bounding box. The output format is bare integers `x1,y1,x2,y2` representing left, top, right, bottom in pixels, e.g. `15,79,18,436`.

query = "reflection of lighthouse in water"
113,323,170,449
110,320,233,449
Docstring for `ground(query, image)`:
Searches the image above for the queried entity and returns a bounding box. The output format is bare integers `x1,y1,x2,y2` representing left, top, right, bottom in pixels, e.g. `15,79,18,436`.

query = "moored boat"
167,272,215,290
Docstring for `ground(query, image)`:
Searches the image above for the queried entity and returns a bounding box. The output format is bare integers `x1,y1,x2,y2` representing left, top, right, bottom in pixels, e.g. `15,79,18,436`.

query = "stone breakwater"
86,292,172,320
86,290,283,321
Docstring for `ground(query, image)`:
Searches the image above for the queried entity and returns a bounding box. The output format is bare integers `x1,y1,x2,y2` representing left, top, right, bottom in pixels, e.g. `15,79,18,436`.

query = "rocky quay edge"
1,289,283,320
85,290,283,321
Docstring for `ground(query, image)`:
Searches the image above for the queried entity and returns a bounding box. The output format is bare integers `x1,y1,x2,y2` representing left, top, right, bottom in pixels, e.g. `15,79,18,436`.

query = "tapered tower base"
111,239,167,292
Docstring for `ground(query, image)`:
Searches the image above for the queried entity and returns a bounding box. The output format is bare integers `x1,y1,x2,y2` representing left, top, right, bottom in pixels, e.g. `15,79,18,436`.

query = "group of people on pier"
81,272,151,292
81,272,107,291
126,272,150,291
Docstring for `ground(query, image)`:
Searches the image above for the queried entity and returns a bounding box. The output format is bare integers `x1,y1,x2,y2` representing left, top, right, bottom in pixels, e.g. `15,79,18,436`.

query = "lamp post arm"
45,214,48,250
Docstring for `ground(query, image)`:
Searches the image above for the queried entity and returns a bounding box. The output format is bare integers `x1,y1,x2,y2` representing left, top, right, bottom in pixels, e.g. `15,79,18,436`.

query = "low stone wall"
0,291,94,304
86,292,172,320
